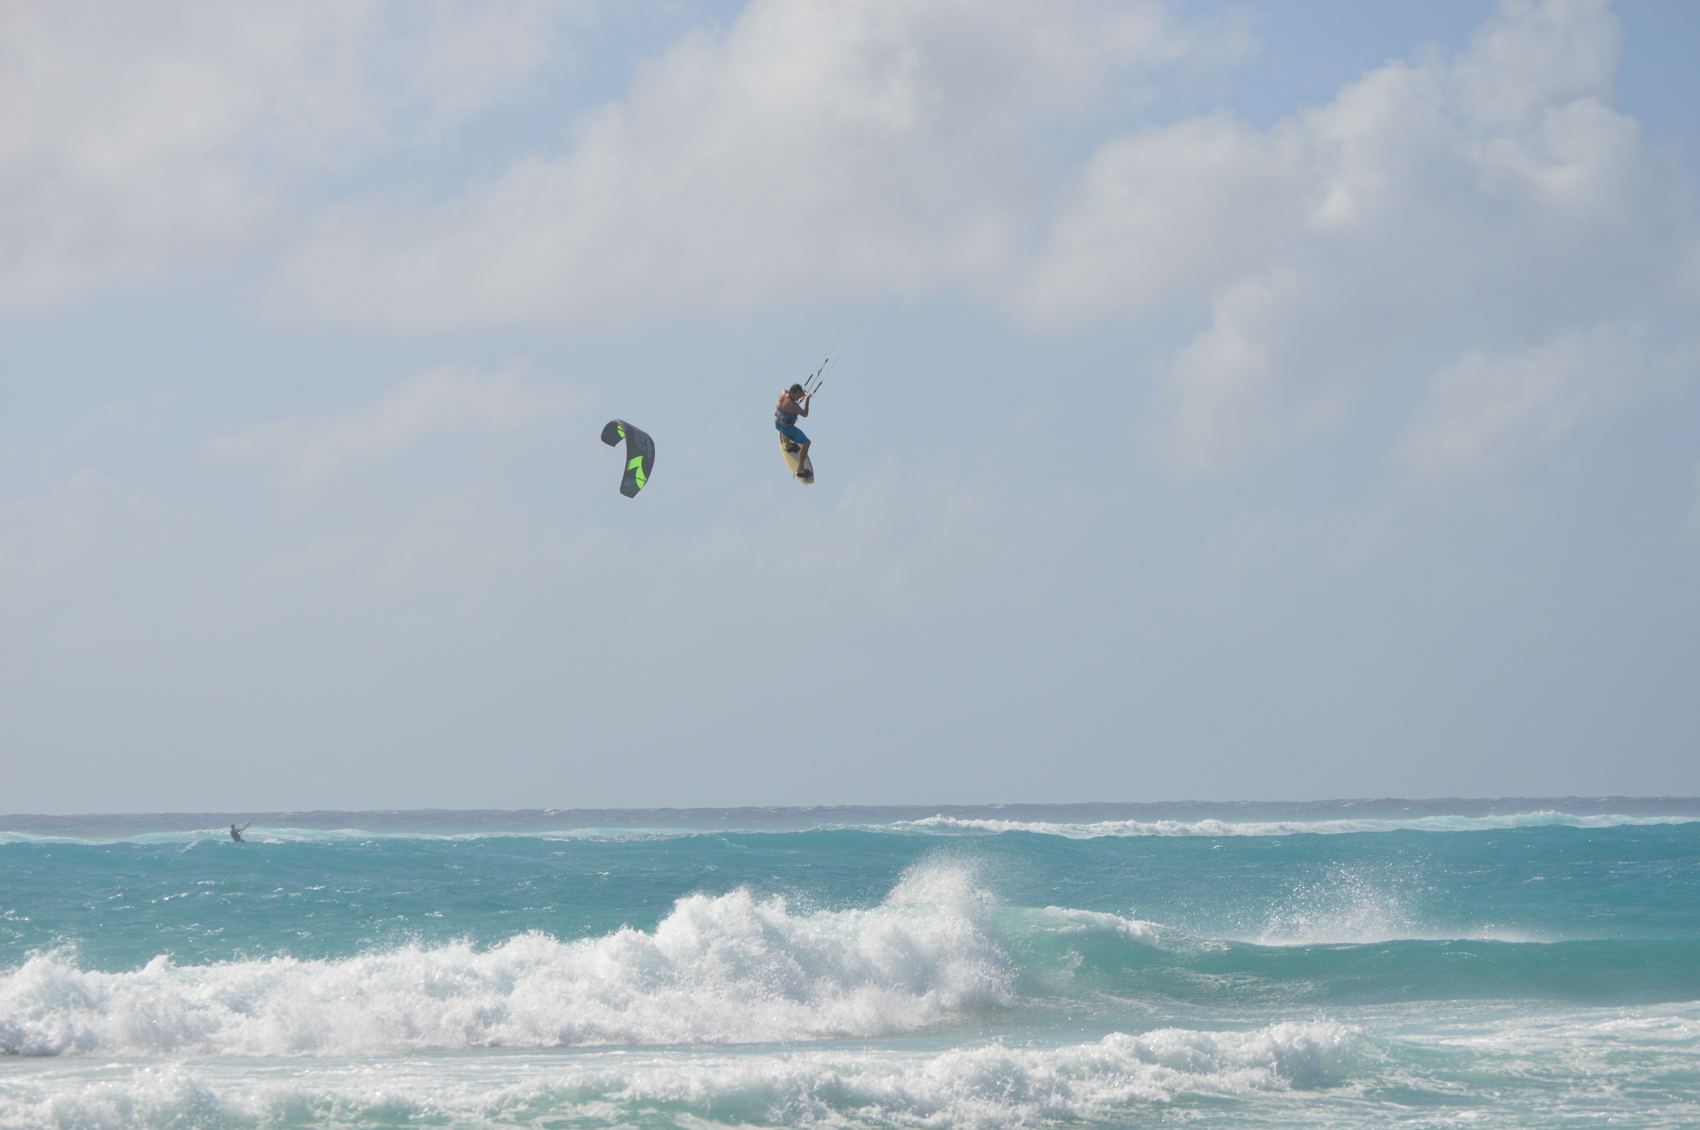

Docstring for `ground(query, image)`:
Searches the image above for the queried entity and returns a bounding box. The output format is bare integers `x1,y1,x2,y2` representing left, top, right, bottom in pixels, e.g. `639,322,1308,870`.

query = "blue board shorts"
775,421,810,445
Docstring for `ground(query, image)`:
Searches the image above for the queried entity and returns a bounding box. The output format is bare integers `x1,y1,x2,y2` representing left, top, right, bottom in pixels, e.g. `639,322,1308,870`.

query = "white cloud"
1394,325,1629,487
1151,268,1355,475
1015,114,1308,328
1021,0,1695,477
1453,0,1619,128
0,0,574,313
268,0,1246,330
209,362,586,488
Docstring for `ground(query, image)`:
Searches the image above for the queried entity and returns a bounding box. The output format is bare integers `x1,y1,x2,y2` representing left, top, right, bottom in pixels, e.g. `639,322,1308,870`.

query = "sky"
3,0,1697,814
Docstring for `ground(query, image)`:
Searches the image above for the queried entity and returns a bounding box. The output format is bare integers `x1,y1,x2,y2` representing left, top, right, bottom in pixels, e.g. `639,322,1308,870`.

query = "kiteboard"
779,435,814,484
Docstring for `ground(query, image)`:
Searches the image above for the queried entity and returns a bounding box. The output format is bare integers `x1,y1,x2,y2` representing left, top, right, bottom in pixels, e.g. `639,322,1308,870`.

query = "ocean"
3,799,1699,1128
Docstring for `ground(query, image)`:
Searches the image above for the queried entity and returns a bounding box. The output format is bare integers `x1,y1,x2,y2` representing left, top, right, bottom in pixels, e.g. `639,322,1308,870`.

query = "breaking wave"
0,863,1013,1057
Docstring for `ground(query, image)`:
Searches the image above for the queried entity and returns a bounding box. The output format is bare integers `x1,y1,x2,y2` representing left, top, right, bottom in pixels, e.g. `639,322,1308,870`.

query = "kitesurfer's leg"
777,422,809,455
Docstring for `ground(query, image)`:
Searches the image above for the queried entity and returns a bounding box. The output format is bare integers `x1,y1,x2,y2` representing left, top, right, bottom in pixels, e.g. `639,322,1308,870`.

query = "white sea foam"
901,811,1700,839
1370,1003,1700,1125
0,1021,1371,1129
0,863,1014,1057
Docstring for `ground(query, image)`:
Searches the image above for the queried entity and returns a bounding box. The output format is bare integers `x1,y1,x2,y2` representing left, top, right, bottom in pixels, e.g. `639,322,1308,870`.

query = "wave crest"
0,864,1013,1057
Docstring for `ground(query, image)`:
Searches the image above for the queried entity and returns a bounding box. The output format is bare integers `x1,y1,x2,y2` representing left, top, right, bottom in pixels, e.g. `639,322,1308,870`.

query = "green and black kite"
600,419,655,498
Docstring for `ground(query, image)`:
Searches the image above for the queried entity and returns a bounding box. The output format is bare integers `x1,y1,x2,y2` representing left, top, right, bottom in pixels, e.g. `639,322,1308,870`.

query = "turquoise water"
3,800,1699,1127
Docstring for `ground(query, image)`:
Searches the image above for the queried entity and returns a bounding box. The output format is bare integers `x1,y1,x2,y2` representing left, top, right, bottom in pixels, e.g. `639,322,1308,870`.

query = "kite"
600,419,654,498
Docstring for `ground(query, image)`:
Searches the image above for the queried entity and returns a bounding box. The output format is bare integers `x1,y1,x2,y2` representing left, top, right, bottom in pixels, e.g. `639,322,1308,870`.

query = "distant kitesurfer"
230,822,251,843
775,382,812,474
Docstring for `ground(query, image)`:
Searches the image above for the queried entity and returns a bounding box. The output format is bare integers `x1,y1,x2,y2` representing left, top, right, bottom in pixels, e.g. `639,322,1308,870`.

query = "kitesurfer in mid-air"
775,382,811,474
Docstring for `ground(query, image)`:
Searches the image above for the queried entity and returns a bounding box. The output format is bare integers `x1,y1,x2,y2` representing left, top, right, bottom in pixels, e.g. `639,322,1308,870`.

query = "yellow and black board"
779,435,814,485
